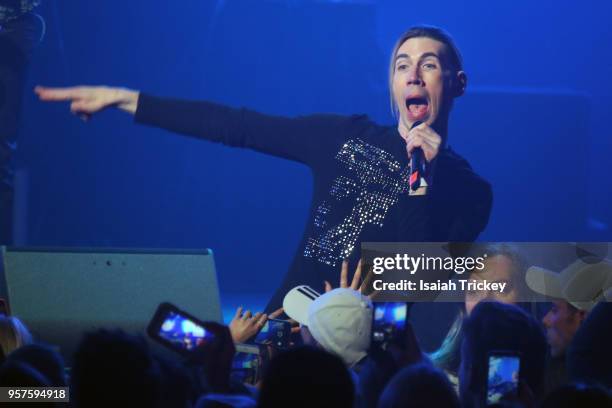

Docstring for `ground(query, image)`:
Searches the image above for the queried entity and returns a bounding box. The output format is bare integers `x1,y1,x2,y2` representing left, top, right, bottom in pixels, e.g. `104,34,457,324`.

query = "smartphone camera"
486,351,521,405
147,302,220,355
370,302,408,349
232,343,263,385
254,318,291,349
158,310,214,351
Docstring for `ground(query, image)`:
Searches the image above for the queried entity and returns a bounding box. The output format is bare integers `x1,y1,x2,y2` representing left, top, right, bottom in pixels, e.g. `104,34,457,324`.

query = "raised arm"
35,85,368,166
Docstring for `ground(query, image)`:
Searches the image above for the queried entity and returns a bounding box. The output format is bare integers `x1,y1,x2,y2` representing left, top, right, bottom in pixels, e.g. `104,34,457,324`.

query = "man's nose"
406,65,423,86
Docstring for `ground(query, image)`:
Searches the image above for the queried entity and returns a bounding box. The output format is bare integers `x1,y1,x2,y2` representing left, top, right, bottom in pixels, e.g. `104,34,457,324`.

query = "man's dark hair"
388,25,464,115
257,346,354,408
71,329,162,408
378,362,460,408
460,301,548,406
393,25,463,70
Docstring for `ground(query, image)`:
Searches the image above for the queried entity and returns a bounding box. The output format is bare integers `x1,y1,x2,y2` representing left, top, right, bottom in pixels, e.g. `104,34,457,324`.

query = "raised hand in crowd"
324,259,379,299
229,306,285,343
229,307,267,344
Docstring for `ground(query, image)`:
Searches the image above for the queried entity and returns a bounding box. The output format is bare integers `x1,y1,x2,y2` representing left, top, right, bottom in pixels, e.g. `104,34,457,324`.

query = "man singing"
36,25,492,311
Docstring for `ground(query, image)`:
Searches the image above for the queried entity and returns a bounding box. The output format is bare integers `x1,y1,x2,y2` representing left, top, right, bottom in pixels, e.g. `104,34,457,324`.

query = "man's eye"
423,63,437,69
397,64,408,71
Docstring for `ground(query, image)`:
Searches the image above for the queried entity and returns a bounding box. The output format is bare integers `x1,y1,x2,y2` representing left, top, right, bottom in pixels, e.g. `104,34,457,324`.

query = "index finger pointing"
35,86,88,101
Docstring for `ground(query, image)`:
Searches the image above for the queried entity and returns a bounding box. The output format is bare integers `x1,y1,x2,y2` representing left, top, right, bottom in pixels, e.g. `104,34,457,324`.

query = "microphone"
409,121,425,191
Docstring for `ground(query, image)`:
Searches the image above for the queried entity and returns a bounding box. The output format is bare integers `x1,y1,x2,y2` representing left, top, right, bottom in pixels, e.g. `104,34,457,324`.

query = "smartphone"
486,351,521,405
147,302,222,355
254,318,291,349
370,302,408,349
232,343,263,385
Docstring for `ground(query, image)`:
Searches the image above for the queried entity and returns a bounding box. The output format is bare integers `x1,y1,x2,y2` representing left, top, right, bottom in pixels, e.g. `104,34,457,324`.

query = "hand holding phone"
370,302,421,367
147,302,235,392
147,302,224,355
370,302,408,349
253,318,292,349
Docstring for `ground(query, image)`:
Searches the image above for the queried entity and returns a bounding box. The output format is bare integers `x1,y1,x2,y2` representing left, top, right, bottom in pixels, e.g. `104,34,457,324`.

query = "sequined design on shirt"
304,138,410,266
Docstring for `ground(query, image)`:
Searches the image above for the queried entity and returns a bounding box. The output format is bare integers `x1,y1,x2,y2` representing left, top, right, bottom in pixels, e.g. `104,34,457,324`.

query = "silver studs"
304,139,409,267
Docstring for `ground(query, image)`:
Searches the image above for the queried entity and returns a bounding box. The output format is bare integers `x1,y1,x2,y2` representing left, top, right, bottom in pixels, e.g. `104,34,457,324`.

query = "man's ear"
453,70,467,97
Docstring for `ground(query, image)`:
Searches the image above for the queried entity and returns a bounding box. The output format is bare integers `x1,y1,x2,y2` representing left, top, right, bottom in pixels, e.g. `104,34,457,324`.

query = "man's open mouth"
405,97,429,121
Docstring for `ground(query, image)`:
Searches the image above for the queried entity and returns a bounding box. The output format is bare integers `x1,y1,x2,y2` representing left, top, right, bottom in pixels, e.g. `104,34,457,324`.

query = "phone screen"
487,354,520,405
157,310,215,351
254,318,290,348
232,349,261,385
371,302,407,344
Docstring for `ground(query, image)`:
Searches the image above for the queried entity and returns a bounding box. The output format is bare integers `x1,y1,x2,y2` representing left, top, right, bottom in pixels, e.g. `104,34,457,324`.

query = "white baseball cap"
283,286,372,366
283,285,321,325
526,258,612,311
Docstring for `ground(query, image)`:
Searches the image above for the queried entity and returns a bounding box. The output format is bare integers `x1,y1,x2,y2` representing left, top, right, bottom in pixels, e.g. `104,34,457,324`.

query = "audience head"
0,359,50,387
71,329,161,408
432,245,529,375
526,258,612,357
155,354,195,408
378,362,460,408
465,244,528,315
541,383,612,408
257,346,354,408
567,301,612,388
0,360,57,408
459,301,547,407
6,343,66,386
284,286,372,366
541,300,587,358
0,315,33,361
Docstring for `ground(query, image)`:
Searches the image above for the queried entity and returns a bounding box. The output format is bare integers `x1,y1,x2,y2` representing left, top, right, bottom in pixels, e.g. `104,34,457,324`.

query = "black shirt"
135,94,493,310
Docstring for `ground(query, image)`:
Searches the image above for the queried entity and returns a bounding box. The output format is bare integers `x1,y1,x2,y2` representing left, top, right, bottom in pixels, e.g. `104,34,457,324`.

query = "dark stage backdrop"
14,1,612,343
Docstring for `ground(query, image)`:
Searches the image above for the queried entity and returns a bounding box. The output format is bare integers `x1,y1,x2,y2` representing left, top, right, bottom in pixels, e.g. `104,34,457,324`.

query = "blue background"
16,0,612,312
